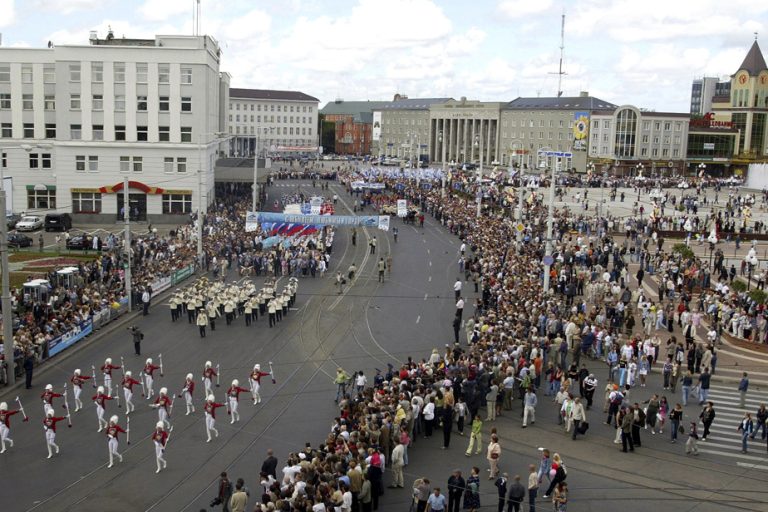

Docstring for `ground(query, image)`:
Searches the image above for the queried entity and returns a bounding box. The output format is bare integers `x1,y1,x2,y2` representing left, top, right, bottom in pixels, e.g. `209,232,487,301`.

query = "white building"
0,30,229,223
227,88,319,157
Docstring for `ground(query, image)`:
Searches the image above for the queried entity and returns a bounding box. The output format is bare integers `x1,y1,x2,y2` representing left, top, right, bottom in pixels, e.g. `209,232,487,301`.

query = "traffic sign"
542,255,555,266
515,223,525,233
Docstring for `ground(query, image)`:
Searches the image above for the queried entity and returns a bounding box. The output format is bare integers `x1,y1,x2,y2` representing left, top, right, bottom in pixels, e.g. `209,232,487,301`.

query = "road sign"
516,223,525,233
538,151,573,158
542,255,555,266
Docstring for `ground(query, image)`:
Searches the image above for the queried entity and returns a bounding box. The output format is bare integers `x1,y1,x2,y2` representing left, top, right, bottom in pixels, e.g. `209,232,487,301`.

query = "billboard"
372,111,382,141
573,111,590,151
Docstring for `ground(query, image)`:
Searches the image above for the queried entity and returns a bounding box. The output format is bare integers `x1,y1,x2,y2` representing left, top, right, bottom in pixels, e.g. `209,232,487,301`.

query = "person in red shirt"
101,358,121,397
203,361,217,396
121,371,141,414
71,369,92,412
92,386,113,432
151,387,173,431
151,421,169,473
143,358,161,399
180,373,196,416
203,394,224,442
41,384,63,416
43,410,66,459
226,379,249,424
0,401,21,453
249,364,271,405
105,415,127,468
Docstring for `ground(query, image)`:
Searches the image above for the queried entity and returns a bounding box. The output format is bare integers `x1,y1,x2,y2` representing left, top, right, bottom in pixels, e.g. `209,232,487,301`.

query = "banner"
150,275,172,295
310,197,323,215
372,111,382,141
245,211,259,232
378,215,390,232
171,264,195,285
255,212,390,230
48,318,93,357
397,199,407,218
351,181,386,191
573,111,590,151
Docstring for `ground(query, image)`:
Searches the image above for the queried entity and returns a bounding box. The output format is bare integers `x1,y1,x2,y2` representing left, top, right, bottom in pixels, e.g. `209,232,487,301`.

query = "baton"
139,372,146,398
14,396,28,422
269,361,276,384
120,356,125,378
216,364,220,387
91,365,97,388
114,384,121,409
126,416,131,445
168,395,175,417
63,383,72,427
159,353,164,377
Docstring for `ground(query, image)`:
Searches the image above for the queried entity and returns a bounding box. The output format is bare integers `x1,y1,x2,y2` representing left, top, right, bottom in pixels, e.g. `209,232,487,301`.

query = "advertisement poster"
573,111,590,151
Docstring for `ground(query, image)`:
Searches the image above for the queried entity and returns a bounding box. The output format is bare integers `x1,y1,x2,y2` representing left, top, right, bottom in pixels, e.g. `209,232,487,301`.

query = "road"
2,178,768,511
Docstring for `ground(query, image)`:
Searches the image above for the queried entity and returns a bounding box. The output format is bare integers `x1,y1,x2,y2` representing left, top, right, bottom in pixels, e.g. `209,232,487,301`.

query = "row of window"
230,102,313,113
0,62,193,85
232,125,312,136
230,114,313,124
0,93,192,113
591,146,681,157
1,122,193,142
30,191,192,214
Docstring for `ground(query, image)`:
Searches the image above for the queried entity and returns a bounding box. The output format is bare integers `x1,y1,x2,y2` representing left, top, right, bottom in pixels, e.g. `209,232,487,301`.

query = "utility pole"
0,188,13,384
476,125,484,218
123,177,132,311
543,158,557,293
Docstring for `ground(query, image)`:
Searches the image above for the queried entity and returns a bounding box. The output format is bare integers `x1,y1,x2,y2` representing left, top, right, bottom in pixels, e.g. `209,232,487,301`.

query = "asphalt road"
2,179,768,512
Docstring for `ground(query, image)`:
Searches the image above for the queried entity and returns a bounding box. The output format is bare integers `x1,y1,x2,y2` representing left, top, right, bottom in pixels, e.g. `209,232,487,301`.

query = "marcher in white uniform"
122,371,141,414
151,388,173,430
202,361,216,396
42,411,66,459
182,374,196,415
203,394,224,442
92,386,113,432
152,421,169,473
105,415,126,468
0,402,20,454
226,380,248,424
143,358,161,399
250,364,271,404
70,369,92,412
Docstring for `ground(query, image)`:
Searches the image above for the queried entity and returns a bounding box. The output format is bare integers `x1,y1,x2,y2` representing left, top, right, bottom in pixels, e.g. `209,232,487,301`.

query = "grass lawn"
8,251,98,263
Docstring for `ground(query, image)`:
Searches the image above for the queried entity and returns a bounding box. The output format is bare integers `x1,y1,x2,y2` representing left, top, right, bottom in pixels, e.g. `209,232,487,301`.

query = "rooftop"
378,98,452,110
229,88,319,102
320,100,391,123
505,96,618,111
736,40,768,76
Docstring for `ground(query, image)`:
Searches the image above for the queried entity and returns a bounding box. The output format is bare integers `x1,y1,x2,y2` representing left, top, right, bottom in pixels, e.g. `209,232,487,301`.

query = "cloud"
222,9,271,42
0,0,15,29
32,0,107,15
139,0,190,22
498,0,554,19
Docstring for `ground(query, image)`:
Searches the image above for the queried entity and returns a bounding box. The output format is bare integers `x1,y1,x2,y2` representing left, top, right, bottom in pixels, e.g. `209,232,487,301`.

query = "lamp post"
539,147,557,293
252,126,269,212
635,163,645,201
439,130,447,198
0,143,52,385
698,163,707,181
474,129,484,218
197,132,231,269
509,140,525,243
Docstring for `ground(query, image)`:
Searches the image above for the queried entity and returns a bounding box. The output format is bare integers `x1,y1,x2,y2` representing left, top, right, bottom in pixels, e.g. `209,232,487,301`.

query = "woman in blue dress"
463,466,481,511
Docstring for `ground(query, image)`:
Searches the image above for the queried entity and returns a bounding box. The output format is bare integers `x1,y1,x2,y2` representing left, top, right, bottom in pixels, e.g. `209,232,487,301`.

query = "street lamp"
474,130,484,218
439,130,447,198
197,132,231,269
0,142,52,385
509,140,525,243
538,147,557,293
635,162,645,201
698,163,707,180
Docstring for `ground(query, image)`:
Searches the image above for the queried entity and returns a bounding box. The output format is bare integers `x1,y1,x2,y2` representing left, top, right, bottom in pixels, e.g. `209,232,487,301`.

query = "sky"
1,0,767,112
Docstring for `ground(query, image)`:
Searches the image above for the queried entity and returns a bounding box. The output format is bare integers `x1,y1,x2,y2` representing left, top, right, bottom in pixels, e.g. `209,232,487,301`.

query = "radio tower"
549,12,567,97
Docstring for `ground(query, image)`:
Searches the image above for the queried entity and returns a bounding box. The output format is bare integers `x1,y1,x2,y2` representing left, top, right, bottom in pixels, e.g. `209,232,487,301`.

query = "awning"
26,184,56,191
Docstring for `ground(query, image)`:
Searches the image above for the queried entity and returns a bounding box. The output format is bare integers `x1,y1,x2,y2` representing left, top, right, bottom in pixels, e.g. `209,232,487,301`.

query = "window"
0,93,10,109
181,97,192,112
137,95,147,111
92,61,103,82
27,189,56,209
29,153,50,168
158,63,170,83
642,134,649,143
662,148,669,157
92,94,103,110
236,104,240,111
115,95,125,111
132,156,143,172
114,62,126,83
136,63,148,83
180,127,192,142
664,122,671,130
162,194,192,214
159,126,170,141
44,95,55,110
652,148,659,157
164,157,174,173
159,96,169,111
93,124,103,141
119,156,130,172
69,63,81,81
176,157,187,173
30,153,40,168
181,67,192,84
673,149,680,157
88,155,98,171
1,152,5,166
70,124,82,140
137,126,148,141
115,125,126,141
45,123,56,139
75,155,85,171
22,65,33,83
70,94,81,110
1,123,11,138
44,65,55,83
22,94,33,110
654,122,660,131
72,192,102,213
0,65,9,82
235,115,240,123
24,123,34,138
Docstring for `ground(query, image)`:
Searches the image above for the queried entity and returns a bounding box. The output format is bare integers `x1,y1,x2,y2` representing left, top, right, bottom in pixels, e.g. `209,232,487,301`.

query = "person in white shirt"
355,371,367,394
454,279,463,300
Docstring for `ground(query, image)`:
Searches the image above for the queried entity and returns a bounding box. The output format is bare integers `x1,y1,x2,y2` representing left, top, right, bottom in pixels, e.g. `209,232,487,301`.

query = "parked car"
7,232,32,247
6,213,21,229
66,233,93,250
15,216,43,231
44,213,72,232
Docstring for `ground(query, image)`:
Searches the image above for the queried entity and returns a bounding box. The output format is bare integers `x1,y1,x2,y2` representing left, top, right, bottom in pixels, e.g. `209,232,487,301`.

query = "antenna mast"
548,12,567,97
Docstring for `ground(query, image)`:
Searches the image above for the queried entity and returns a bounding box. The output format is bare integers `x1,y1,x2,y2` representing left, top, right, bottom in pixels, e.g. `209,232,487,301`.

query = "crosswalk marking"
737,462,768,470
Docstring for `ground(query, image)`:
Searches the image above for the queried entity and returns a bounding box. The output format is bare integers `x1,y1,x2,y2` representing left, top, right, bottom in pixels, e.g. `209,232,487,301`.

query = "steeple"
736,40,767,76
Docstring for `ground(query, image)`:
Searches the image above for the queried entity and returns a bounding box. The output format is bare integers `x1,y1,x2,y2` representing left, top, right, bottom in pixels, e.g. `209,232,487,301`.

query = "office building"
320,99,390,155
691,77,730,116
0,30,229,222
373,96,451,161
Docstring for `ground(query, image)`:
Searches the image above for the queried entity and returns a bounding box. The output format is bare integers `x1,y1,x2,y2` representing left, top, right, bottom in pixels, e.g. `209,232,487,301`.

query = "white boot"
47,444,53,459
108,452,114,469
1,440,5,454
156,461,162,474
